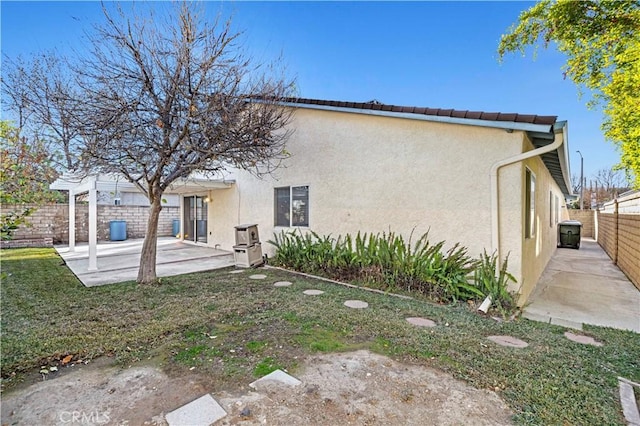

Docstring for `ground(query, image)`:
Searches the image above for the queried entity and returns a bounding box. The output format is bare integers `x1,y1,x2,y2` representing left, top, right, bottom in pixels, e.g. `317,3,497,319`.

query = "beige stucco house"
50,98,572,304
181,98,573,305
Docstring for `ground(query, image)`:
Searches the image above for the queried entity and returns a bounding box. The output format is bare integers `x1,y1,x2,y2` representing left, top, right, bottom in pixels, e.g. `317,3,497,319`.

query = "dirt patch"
1,350,513,425
0,359,208,426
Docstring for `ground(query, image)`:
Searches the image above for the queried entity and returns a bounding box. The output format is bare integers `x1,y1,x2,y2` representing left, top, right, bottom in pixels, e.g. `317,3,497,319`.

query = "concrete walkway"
55,237,234,286
524,238,640,332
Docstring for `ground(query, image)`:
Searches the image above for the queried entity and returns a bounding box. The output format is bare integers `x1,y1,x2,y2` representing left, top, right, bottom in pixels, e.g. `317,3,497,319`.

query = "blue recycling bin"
172,219,180,237
109,220,127,241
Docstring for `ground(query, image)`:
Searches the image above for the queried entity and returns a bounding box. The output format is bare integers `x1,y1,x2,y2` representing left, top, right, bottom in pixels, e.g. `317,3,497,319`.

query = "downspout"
490,132,564,262
479,128,564,314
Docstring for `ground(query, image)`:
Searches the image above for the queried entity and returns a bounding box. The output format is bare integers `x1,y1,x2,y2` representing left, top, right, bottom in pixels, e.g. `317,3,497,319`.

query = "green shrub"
269,230,513,305
474,250,516,315
1,207,34,241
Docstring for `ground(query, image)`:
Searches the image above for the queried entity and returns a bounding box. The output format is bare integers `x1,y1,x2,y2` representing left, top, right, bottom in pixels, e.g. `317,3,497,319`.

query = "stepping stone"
165,394,226,426
564,331,603,346
619,378,640,425
229,270,244,274
249,274,267,280
249,369,301,389
303,289,324,295
487,335,529,348
406,317,436,327
273,281,292,287
344,300,368,309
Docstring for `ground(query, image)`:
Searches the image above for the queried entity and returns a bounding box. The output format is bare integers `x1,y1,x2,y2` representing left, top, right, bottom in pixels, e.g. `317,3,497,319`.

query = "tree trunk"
137,196,163,284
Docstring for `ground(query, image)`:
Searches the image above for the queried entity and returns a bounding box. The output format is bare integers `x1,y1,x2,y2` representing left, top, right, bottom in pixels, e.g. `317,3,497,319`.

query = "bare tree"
594,168,628,197
1,56,32,129
2,54,83,169
570,173,582,195
582,167,631,207
69,3,294,283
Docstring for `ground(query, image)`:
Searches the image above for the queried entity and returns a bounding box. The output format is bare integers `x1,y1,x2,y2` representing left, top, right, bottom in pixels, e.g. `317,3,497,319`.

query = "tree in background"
0,121,63,240
62,3,294,284
588,167,631,207
594,167,629,195
498,0,640,188
2,55,83,170
570,174,583,195
569,166,630,209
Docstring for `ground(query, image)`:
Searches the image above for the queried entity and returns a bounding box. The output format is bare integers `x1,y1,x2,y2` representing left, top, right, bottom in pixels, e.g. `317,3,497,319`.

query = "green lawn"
1,248,638,425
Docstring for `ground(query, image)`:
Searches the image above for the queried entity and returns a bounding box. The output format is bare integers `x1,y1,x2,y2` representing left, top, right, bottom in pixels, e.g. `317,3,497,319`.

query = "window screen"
274,186,309,227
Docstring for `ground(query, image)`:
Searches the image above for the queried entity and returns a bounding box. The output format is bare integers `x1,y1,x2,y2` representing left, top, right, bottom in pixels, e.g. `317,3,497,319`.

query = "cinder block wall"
567,210,595,238
2,204,180,244
96,205,179,241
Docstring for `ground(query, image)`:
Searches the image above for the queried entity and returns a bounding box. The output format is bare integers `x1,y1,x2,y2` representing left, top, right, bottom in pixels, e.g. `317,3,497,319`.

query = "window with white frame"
525,169,536,239
274,186,309,227
554,195,559,225
550,192,553,228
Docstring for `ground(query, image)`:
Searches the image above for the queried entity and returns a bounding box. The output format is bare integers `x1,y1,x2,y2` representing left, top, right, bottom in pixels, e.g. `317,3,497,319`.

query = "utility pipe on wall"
490,128,565,265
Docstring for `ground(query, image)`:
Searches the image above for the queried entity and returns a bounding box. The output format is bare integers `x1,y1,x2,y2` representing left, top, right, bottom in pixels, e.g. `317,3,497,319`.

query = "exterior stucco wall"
208,186,242,247
209,108,527,267
517,135,569,304
204,107,568,304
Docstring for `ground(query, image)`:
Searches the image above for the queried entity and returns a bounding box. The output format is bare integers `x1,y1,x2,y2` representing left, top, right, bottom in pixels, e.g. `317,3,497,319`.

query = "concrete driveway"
56,237,234,287
524,238,640,332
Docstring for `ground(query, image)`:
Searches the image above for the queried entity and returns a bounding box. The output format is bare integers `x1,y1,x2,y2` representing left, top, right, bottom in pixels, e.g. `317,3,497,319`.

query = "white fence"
600,190,640,214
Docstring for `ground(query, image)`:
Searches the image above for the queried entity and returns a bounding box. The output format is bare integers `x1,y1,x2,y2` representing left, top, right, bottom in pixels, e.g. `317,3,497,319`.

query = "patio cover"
50,172,234,272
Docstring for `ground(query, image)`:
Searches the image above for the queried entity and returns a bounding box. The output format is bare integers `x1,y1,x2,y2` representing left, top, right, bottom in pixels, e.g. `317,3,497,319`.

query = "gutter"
260,100,555,134
490,123,566,263
555,121,572,195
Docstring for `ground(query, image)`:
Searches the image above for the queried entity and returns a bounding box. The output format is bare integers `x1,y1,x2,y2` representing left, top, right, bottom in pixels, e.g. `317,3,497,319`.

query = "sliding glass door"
183,196,208,243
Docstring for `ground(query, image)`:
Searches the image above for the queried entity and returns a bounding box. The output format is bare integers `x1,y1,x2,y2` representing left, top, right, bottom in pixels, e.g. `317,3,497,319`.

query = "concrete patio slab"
165,394,227,426
524,239,640,333
55,237,234,286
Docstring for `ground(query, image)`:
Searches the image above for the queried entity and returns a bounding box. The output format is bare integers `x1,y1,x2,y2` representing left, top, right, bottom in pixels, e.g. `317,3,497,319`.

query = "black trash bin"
557,220,582,249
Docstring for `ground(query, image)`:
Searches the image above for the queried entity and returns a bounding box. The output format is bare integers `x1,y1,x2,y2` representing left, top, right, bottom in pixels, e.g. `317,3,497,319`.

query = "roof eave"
556,121,573,196
527,121,572,196
275,101,555,134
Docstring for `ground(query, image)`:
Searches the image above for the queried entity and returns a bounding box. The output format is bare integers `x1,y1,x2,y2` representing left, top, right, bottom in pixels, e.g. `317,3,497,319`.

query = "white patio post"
179,195,184,240
88,177,98,271
68,191,76,252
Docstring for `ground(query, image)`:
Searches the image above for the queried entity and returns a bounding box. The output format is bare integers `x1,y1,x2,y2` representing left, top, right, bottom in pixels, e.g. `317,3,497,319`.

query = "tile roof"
279,97,557,126
275,96,569,195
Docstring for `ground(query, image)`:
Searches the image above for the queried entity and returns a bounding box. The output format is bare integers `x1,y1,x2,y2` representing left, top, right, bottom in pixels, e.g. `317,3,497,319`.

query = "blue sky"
0,1,622,181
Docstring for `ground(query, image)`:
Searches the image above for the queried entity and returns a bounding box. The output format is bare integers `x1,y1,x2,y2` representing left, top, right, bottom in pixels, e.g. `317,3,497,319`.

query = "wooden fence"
596,197,640,290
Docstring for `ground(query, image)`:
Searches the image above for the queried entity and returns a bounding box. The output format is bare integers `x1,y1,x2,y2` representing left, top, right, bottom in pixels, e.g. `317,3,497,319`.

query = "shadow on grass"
1,248,639,425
